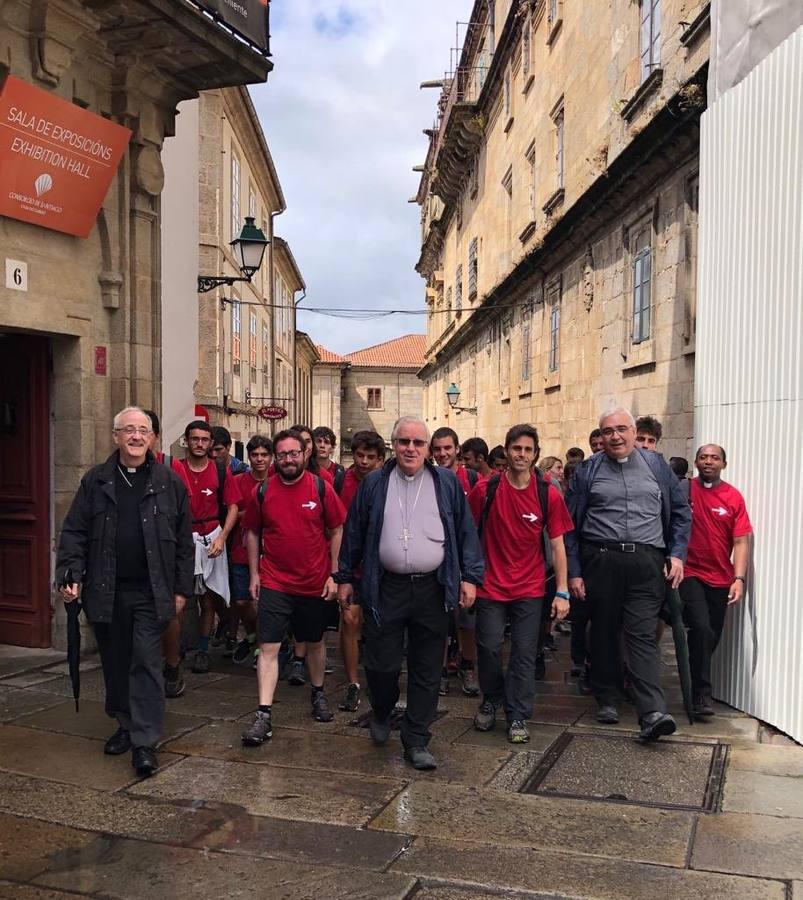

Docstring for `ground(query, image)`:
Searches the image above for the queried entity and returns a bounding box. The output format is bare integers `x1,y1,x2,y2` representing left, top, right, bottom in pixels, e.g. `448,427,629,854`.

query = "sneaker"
223,636,237,658
191,649,210,674
597,704,619,724
507,720,530,743
339,683,361,712
232,637,256,665
693,695,715,717
404,746,437,770
311,691,334,722
534,652,546,681
242,710,272,746
459,667,480,696
164,662,185,698
439,671,450,696
474,700,496,732
288,659,307,686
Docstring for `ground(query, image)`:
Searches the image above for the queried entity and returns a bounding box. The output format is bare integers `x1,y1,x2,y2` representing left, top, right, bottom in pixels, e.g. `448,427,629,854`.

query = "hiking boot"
288,659,307,686
693,695,715,717
232,637,256,665
163,662,185,698
534,652,546,681
191,649,210,674
311,691,334,722
597,704,619,724
459,667,480,696
404,746,437,770
339,683,361,712
104,726,131,755
507,720,530,744
474,700,496,732
639,712,677,742
242,710,272,746
439,671,449,696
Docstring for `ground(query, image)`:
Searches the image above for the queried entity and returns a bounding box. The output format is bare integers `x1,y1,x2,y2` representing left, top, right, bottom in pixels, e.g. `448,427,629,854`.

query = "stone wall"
342,369,423,447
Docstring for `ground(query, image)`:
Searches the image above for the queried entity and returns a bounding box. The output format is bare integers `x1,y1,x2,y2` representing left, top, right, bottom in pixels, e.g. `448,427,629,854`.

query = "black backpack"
465,467,479,489
333,465,347,496
478,470,553,576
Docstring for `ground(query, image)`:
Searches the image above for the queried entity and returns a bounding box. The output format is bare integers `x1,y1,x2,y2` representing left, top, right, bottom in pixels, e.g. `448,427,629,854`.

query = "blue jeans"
476,597,543,723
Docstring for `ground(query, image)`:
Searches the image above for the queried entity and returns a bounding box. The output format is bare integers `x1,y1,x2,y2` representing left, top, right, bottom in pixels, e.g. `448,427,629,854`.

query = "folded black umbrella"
662,584,694,725
60,568,82,712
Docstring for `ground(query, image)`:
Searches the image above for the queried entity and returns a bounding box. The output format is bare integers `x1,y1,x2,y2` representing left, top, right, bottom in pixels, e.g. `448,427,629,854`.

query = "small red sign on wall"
94,345,107,376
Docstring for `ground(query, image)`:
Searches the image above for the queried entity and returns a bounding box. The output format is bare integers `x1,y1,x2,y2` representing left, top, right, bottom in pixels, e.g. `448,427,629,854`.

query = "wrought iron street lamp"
197,217,269,293
445,382,477,414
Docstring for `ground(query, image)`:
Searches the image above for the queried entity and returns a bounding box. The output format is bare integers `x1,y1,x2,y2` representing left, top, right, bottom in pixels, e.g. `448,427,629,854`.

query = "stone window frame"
248,182,257,220
455,264,464,311
521,320,531,383
546,277,561,374
230,149,241,245
231,298,242,377
629,217,653,345
249,310,258,383
468,238,479,300
366,387,383,410
262,322,269,376
547,0,563,46
640,0,662,85
522,13,534,91
682,172,700,352
503,68,514,132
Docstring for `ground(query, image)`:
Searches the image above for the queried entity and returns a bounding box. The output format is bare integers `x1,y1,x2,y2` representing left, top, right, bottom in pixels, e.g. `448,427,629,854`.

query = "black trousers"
93,586,169,749
582,542,667,718
679,577,730,698
362,572,448,749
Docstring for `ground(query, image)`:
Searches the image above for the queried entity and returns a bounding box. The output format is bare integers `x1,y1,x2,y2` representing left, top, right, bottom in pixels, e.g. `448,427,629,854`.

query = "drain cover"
521,732,727,811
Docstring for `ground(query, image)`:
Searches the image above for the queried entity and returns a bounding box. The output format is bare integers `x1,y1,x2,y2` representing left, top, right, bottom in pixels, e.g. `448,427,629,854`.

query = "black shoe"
693,695,715,717
369,715,391,746
404,746,437,770
288,659,307,686
570,664,582,678
132,746,158,777
242,710,273,746
311,691,334,722
339,683,361,712
578,662,593,695
544,632,557,651
534,653,546,681
104,727,131,756
639,712,677,742
597,704,619,724
163,662,185,698
191,649,210,674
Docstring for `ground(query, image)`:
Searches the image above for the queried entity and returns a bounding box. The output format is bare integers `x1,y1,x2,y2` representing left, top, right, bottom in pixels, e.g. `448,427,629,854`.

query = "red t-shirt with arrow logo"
685,479,752,587
172,458,237,536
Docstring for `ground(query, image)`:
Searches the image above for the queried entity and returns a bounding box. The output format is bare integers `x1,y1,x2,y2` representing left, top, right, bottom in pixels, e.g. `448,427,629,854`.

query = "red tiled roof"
316,345,348,364
346,334,426,369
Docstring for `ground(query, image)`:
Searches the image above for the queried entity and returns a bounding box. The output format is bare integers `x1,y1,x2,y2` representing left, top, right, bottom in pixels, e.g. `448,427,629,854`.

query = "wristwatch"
733,576,746,583
555,590,570,600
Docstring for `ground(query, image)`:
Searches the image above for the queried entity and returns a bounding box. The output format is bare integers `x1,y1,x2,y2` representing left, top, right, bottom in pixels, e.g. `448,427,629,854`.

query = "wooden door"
0,333,51,647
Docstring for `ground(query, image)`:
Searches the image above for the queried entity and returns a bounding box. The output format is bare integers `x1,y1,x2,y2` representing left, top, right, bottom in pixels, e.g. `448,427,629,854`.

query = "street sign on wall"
198,0,269,52
0,75,132,238
257,405,287,421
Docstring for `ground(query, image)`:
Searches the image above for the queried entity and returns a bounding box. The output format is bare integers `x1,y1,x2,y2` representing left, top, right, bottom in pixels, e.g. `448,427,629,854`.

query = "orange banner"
0,75,132,238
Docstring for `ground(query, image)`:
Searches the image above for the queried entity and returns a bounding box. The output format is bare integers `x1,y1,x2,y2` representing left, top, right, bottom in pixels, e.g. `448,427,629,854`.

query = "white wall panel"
697,26,803,742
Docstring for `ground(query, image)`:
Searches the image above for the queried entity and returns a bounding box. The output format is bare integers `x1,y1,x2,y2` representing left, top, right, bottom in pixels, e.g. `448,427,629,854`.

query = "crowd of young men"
56,405,752,775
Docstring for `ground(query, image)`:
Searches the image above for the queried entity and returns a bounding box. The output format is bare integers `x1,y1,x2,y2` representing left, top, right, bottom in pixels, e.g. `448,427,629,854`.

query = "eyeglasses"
600,425,632,437
275,450,303,461
115,426,152,437
395,438,428,449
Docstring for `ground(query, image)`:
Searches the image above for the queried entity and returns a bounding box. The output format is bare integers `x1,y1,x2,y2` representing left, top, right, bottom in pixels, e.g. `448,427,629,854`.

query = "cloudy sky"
249,0,472,355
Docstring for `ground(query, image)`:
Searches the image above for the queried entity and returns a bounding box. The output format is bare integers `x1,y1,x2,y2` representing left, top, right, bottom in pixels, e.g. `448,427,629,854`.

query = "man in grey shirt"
565,407,691,741
337,416,485,770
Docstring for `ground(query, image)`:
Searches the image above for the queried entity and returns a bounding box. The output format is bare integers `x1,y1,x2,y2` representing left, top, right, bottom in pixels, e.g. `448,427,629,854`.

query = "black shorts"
258,587,328,644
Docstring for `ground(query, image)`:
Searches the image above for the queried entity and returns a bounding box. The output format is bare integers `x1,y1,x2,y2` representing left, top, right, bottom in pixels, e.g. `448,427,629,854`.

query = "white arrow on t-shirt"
522,513,538,523
302,501,317,510
201,488,214,496
711,506,728,516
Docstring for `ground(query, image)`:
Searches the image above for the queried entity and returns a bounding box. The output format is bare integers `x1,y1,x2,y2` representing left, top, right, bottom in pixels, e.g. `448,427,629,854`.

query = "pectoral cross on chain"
399,527,412,550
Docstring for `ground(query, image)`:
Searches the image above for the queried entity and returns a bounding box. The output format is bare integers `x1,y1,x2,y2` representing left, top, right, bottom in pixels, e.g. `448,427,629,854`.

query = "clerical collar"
397,467,423,483
699,477,721,488
616,456,629,464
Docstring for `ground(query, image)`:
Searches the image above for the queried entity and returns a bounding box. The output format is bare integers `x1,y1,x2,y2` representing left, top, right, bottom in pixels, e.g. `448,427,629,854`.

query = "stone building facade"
312,335,426,463
0,0,271,646
295,331,320,428
416,0,710,461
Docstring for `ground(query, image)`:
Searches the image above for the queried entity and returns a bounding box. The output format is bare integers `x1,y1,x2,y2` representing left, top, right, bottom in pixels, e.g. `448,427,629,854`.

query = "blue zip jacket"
564,449,691,579
336,459,485,622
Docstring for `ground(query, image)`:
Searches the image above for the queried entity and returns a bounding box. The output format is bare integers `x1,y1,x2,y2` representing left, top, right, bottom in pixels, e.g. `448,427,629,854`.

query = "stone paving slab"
0,883,88,900
129,755,406,826
32,836,417,899
163,721,510,785
0,671,62,689
573,708,760,742
32,669,229,704
411,887,539,900
0,725,183,791
729,743,803,776
0,648,63,679
0,687,64,723
391,836,787,899
454,719,564,753
723,770,803,818
370,780,694,867
0,770,228,845
485,750,545,792
195,812,411,870
692,810,803,880
0,813,96,883
13,699,208,747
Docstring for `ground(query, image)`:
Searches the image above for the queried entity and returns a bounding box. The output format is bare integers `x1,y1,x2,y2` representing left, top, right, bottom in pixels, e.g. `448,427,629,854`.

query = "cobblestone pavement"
0,632,801,899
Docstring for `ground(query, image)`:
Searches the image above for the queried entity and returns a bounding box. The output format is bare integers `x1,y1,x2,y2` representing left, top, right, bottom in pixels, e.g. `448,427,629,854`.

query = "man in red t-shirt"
165,420,238,679
431,427,481,696
335,430,386,713
680,444,752,717
468,424,572,744
240,430,346,746
461,437,493,481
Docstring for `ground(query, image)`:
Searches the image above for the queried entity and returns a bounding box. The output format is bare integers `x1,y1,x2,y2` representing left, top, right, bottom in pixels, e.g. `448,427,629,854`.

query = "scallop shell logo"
34,173,53,198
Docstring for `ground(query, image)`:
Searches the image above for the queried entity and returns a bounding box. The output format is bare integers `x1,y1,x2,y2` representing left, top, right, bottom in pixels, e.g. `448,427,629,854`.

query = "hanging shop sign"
257,405,287,421
198,0,270,52
0,75,132,238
